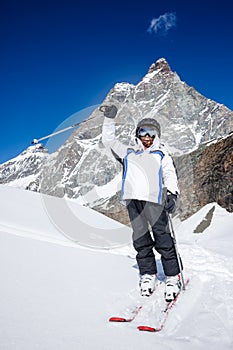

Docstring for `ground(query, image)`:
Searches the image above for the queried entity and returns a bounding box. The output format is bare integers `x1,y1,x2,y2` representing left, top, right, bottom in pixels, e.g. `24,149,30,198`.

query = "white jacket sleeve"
162,153,180,195
102,117,128,160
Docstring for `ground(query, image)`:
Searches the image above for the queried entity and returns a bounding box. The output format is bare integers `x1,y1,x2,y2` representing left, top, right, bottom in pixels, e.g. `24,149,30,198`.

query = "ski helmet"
136,118,161,138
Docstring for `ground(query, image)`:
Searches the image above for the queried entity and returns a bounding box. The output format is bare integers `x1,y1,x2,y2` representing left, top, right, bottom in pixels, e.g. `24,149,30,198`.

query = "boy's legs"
145,203,183,301
126,200,157,275
143,202,181,277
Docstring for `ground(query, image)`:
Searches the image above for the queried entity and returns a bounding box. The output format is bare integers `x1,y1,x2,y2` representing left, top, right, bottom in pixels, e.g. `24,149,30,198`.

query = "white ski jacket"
102,117,180,204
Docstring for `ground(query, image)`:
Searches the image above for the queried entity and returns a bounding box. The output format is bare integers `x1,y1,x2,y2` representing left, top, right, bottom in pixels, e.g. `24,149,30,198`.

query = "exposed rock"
193,206,215,233
0,58,232,224
194,133,233,212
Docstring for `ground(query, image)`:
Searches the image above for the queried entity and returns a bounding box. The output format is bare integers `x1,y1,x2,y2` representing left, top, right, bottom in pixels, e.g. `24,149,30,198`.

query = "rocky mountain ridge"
0,58,232,222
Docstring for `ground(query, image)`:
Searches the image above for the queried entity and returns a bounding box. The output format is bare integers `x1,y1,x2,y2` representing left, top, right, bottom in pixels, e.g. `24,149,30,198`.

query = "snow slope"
0,185,233,350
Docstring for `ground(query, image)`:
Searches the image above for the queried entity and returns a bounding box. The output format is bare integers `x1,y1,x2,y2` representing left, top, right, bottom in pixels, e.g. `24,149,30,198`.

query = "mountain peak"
148,57,171,74
0,143,48,187
1,57,233,222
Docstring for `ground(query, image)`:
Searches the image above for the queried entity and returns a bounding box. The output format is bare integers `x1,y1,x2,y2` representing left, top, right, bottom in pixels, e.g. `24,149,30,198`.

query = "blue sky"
1,0,233,163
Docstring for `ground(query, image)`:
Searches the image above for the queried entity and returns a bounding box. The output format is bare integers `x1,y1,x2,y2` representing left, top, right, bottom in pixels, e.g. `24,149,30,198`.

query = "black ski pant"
126,199,181,277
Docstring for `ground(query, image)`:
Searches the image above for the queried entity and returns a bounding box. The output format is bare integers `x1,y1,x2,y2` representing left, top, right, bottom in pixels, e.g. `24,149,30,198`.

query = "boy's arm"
101,108,128,160
102,117,117,147
162,153,180,195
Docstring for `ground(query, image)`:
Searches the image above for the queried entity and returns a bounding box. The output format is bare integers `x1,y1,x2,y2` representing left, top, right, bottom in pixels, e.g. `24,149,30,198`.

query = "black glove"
164,192,178,214
99,105,117,119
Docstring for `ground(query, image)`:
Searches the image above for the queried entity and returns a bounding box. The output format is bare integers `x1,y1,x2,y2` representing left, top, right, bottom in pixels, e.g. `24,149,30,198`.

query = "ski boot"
164,275,182,302
139,274,156,297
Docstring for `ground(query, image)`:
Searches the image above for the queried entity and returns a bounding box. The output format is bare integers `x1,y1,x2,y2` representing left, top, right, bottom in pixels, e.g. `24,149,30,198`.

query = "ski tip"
137,326,156,332
109,317,128,322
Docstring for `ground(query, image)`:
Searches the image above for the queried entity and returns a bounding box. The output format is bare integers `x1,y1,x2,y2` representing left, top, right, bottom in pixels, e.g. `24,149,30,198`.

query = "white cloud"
147,12,176,35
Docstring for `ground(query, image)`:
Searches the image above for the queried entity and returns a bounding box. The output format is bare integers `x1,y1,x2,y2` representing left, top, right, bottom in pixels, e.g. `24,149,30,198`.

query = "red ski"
109,305,143,323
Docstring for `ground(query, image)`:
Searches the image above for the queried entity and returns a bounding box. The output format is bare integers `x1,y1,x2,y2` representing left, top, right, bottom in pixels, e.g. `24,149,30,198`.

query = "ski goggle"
137,127,158,138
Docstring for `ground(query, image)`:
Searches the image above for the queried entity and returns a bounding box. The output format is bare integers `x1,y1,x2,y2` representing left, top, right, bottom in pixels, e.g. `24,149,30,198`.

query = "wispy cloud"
147,12,176,35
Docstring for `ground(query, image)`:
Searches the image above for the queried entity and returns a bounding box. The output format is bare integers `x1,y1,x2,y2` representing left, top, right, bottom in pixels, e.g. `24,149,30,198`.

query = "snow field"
0,185,233,350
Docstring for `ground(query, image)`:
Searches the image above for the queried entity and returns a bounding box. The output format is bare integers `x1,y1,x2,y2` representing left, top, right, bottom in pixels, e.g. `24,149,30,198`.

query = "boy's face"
137,127,157,149
140,135,154,149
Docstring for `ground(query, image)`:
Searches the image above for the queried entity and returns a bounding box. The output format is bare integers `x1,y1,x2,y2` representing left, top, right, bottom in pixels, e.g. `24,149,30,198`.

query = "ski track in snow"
111,241,233,347
107,212,233,349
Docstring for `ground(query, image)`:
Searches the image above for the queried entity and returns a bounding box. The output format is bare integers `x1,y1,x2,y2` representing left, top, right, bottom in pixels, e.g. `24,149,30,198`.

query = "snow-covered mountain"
0,58,232,221
0,185,233,350
0,143,48,189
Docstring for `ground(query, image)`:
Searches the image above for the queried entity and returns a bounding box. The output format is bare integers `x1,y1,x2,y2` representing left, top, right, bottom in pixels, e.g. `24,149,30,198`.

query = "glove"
99,105,117,119
164,192,178,214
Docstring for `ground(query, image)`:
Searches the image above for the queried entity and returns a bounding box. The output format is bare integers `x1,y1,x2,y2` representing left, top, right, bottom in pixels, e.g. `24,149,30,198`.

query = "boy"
100,104,182,302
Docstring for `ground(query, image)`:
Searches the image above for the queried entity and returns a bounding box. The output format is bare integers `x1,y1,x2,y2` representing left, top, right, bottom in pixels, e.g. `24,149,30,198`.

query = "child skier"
100,104,182,302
